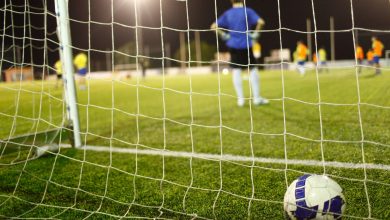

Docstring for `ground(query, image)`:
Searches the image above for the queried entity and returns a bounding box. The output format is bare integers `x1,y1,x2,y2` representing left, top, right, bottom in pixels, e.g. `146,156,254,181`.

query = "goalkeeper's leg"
250,68,260,100
232,68,245,106
250,68,269,105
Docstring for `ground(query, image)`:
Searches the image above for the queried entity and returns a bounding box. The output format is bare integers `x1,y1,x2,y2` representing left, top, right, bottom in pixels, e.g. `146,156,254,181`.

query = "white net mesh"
1,0,390,219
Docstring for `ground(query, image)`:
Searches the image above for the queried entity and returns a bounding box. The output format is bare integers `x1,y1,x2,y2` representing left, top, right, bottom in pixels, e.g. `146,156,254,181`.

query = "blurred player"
140,58,149,79
371,36,384,75
355,44,364,74
54,60,63,88
367,49,374,66
293,51,298,64
295,41,308,76
211,0,268,107
318,46,328,73
73,52,88,90
312,53,317,66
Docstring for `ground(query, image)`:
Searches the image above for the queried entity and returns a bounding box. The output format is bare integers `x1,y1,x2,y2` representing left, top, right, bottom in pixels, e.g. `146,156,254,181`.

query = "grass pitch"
1,68,390,219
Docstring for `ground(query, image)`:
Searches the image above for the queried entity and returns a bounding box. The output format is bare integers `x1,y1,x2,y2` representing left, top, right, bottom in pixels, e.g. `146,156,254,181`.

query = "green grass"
1,68,390,219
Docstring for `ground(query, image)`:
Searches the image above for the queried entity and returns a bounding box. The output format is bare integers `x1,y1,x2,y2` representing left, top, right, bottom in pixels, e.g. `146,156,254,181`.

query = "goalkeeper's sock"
232,68,244,105
250,68,260,101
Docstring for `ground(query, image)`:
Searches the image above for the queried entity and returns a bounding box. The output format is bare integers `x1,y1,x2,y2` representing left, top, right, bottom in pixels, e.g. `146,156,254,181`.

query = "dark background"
1,0,390,72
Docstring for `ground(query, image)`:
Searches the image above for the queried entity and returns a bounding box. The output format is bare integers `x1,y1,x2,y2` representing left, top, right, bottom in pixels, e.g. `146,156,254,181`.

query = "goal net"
1,0,389,219
0,1,71,162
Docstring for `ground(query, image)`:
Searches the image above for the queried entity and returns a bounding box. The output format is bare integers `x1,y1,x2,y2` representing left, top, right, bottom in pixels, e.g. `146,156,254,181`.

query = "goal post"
54,0,81,148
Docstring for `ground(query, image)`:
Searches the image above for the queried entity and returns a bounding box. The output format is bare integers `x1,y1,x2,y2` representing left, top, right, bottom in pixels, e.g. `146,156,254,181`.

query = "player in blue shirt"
211,0,268,107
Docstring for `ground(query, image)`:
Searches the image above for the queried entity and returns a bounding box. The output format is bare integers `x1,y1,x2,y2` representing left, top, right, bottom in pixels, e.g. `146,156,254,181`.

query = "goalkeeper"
211,0,268,107
73,52,88,90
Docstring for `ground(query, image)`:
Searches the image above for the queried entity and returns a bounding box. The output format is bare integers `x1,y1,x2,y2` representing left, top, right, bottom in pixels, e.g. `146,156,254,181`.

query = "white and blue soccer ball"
284,174,346,220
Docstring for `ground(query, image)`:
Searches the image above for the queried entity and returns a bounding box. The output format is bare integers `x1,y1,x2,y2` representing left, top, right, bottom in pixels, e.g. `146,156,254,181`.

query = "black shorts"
57,74,62,79
229,48,257,69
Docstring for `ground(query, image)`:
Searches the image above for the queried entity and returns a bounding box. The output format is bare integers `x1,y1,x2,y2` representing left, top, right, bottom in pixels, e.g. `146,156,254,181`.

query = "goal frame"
54,0,81,148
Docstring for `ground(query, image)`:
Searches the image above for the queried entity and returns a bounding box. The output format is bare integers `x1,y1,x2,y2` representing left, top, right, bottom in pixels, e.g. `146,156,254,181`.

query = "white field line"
65,145,390,171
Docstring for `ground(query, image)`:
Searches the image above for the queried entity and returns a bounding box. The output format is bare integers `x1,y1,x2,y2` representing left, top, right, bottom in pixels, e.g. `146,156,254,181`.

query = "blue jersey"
217,6,260,50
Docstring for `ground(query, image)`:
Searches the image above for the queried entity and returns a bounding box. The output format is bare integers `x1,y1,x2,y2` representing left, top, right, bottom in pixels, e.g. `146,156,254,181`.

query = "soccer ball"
284,174,346,220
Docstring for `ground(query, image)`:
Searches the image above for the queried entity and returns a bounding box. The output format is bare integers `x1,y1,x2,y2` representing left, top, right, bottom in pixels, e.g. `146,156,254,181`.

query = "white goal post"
54,0,81,148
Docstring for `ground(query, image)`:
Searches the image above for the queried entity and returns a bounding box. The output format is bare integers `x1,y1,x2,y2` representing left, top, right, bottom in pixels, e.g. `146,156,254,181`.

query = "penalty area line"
64,145,390,171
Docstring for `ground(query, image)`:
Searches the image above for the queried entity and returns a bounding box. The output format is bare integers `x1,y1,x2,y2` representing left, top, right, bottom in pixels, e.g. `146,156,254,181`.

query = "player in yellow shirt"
318,47,328,73
371,36,384,75
54,60,63,88
295,41,308,76
355,44,364,74
73,52,88,89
